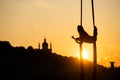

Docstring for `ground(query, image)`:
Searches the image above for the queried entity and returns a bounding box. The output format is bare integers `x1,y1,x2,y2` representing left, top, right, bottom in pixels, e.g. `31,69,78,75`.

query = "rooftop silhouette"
0,40,120,80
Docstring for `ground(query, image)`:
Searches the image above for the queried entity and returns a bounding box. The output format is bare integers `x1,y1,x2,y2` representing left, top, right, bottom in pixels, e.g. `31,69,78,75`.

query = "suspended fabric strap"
91,0,97,39
80,0,96,27
91,0,97,80
79,0,97,80
79,0,85,80
80,0,82,25
91,0,95,27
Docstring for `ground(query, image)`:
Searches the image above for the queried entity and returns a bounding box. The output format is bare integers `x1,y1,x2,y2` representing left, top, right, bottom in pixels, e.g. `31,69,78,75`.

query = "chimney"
110,62,115,69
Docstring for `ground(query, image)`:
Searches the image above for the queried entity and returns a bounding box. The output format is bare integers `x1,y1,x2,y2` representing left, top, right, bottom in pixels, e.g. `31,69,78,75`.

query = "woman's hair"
77,25,84,33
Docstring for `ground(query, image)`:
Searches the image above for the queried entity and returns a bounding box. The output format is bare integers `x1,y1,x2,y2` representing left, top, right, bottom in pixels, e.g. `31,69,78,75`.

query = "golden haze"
0,0,120,67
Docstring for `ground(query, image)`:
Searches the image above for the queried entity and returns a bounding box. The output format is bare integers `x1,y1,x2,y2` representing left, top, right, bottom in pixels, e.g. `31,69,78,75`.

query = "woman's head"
77,25,84,33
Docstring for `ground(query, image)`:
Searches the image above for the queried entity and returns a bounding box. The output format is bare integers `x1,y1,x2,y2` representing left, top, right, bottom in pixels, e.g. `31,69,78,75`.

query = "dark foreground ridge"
0,41,120,80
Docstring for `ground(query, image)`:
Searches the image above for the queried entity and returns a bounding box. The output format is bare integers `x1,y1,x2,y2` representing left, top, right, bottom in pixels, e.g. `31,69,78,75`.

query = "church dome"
42,38,48,50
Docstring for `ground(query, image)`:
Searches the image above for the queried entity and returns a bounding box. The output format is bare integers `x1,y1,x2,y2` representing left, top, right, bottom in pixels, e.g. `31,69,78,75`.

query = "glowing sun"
76,50,88,60
82,51,88,59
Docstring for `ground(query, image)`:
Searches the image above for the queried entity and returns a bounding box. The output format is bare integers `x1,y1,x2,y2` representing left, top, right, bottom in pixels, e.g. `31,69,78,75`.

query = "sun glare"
82,51,88,59
76,50,88,60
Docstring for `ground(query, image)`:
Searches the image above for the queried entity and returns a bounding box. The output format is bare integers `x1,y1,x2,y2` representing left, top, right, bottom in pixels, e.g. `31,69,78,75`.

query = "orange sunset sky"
0,0,120,67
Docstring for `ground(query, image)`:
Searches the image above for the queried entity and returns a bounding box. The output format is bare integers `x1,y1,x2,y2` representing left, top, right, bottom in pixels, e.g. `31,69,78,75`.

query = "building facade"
38,38,52,53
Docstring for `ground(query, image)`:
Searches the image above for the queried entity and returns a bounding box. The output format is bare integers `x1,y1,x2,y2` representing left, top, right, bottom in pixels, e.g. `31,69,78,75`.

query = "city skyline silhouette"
0,40,120,80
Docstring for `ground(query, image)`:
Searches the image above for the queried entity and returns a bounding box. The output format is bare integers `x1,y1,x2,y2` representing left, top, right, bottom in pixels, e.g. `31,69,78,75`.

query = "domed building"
42,38,48,51
38,37,52,53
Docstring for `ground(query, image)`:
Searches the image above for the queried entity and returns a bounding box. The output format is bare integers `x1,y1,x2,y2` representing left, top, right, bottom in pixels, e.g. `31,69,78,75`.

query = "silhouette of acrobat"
72,25,97,44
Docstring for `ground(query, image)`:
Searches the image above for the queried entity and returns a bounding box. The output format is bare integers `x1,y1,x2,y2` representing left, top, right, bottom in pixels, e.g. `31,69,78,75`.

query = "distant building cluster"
37,37,52,53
